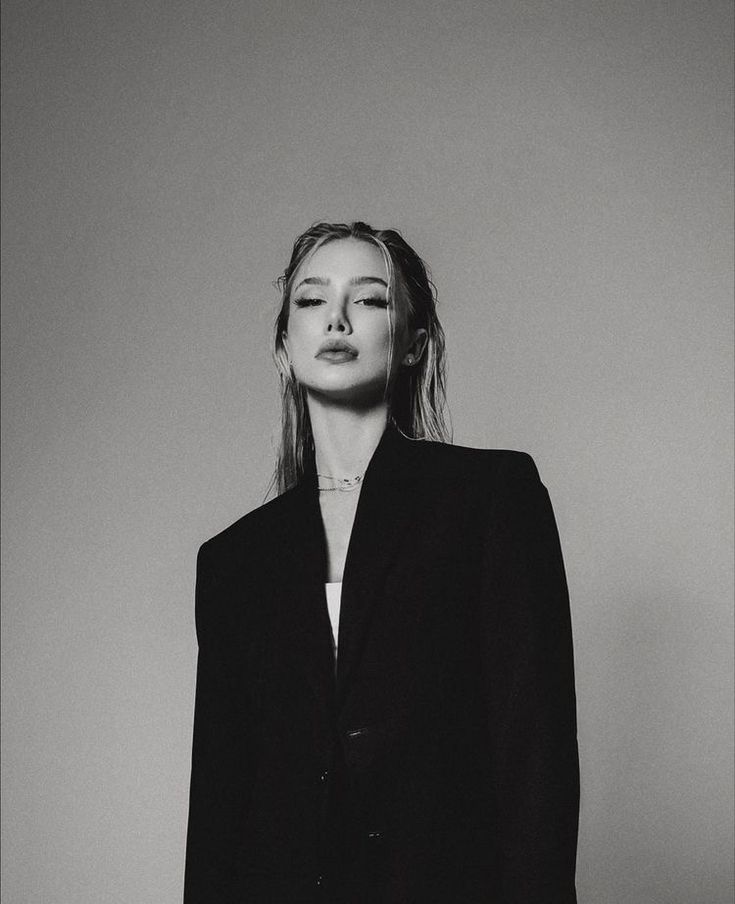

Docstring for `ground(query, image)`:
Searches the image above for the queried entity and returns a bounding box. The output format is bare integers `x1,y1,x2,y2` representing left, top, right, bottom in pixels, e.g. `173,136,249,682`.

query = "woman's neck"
308,396,389,480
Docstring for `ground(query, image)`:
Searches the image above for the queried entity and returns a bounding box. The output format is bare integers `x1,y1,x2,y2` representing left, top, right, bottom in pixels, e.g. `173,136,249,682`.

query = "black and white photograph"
2,2,733,902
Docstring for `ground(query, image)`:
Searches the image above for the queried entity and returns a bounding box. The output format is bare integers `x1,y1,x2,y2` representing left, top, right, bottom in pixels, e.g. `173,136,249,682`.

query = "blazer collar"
285,423,425,713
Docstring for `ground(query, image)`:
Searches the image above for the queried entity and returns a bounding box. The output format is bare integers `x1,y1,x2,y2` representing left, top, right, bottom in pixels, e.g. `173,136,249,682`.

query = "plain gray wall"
2,1,732,902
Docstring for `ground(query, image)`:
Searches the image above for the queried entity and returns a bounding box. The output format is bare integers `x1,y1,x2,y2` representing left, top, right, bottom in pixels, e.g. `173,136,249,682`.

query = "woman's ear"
402,328,428,366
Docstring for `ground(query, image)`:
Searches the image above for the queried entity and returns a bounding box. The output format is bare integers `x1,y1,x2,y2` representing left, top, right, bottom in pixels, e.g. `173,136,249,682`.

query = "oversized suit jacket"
184,425,579,903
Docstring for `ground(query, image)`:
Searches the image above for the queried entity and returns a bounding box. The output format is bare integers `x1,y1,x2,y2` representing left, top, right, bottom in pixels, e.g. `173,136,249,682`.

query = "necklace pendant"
317,472,364,493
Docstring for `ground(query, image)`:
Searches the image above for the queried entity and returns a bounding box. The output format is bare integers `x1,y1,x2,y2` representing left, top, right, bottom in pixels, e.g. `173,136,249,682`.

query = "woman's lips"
315,349,358,363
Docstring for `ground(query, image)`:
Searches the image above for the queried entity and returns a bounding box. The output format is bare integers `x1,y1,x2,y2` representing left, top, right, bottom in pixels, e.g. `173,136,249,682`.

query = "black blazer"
184,425,579,903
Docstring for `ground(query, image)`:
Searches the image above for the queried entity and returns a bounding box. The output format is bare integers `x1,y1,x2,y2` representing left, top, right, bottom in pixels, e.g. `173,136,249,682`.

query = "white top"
324,582,342,657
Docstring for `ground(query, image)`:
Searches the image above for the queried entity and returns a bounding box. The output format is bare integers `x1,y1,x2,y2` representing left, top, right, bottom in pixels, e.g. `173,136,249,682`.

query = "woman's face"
283,238,414,404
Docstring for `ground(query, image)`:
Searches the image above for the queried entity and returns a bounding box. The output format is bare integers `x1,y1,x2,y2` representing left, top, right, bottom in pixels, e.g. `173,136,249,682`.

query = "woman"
184,222,579,903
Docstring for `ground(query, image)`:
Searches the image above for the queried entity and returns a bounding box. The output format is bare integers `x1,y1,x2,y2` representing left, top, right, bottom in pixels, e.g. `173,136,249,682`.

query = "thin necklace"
316,472,365,493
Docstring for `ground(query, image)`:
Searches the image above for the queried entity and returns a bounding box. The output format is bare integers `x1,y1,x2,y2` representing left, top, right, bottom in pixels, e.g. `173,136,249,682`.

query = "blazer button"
346,727,369,739
319,771,329,783
367,831,382,841
316,874,323,887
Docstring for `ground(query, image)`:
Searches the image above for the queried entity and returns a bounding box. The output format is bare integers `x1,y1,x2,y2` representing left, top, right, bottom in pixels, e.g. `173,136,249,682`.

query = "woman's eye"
356,297,388,308
293,297,324,307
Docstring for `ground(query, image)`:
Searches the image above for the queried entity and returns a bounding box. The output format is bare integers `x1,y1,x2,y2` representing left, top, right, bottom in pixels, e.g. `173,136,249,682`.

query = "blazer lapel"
280,425,425,716
276,478,336,721
335,425,424,710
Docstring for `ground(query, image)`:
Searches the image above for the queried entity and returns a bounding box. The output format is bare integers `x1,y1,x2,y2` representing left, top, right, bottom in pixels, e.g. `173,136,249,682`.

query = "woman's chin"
305,380,388,409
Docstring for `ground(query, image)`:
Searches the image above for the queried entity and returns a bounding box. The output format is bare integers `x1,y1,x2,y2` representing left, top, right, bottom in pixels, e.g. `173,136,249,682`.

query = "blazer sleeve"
184,542,253,904
480,454,579,903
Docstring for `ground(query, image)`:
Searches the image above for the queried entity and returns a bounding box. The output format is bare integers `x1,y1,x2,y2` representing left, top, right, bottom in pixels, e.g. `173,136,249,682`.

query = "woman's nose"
326,304,351,333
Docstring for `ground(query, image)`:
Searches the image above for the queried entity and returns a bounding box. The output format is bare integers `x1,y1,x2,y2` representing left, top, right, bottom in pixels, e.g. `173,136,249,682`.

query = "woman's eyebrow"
293,275,388,292
293,276,329,292
349,276,388,287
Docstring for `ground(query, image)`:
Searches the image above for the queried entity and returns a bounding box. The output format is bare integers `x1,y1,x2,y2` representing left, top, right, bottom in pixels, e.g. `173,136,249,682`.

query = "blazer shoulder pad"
414,439,540,487
198,486,297,562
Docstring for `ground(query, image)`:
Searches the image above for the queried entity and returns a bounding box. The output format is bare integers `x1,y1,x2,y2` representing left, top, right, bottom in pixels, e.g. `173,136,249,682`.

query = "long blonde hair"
272,222,450,494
